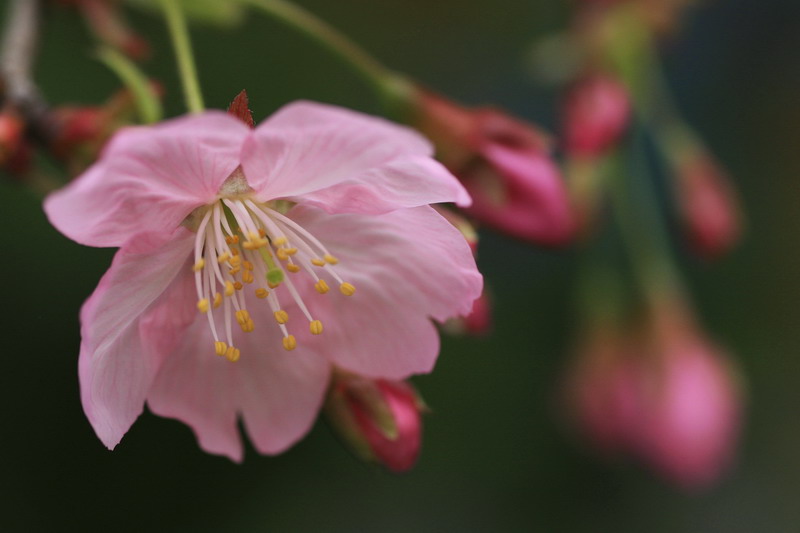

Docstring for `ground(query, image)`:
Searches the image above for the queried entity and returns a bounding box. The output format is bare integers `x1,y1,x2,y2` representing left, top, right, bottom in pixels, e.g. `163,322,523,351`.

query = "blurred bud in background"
410,89,574,246
325,373,426,473
0,110,32,176
673,148,742,260
562,73,630,160
564,298,743,490
52,84,161,175
54,0,150,60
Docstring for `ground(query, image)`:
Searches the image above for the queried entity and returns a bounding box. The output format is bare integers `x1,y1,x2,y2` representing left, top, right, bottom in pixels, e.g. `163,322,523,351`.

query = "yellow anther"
311,258,325,267
276,248,289,261
225,235,240,245
225,281,235,296
197,298,209,313
242,270,254,284
310,320,323,335
340,282,356,296
242,241,257,250
234,281,243,290
274,310,289,324
324,254,339,265
286,264,301,273
240,319,255,333
214,341,228,356
267,280,281,289
228,267,241,276
286,248,298,256
243,261,254,271
192,259,205,272
229,255,242,268
273,237,287,247
225,346,241,362
255,288,269,299
282,335,297,351
314,279,330,294
258,228,267,237
248,231,260,242
213,293,222,308
231,247,240,256
235,309,251,325
217,252,230,263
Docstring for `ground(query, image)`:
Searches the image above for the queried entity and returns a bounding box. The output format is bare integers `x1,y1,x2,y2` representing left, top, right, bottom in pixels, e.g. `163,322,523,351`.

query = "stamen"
197,298,210,313
215,341,228,356
311,258,325,267
340,282,356,296
234,281,243,290
255,288,269,299
242,270,255,284
324,254,339,265
282,335,297,351
310,320,323,335
225,281,235,296
217,252,230,263
229,255,242,268
274,310,289,324
315,280,330,294
192,259,205,272
213,293,222,308
286,264,301,273
225,346,241,362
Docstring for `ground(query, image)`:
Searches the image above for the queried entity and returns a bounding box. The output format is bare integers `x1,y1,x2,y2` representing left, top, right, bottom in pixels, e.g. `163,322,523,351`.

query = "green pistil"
258,247,284,284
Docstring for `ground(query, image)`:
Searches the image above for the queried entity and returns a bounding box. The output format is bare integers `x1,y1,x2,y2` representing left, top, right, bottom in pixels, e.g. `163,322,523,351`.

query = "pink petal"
147,300,331,461
79,229,195,449
240,101,470,214
289,205,483,378
44,112,249,249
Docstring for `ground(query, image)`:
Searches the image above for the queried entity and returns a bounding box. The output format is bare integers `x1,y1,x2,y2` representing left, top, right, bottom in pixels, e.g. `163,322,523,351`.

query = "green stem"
607,133,685,311
96,46,162,123
159,0,204,113
236,0,413,116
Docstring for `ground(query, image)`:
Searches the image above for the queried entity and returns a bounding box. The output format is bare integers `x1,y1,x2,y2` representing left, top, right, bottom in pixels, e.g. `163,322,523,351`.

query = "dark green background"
2,0,799,530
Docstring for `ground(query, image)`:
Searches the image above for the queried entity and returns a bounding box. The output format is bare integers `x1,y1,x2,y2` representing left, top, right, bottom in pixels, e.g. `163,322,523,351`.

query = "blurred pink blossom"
562,73,630,159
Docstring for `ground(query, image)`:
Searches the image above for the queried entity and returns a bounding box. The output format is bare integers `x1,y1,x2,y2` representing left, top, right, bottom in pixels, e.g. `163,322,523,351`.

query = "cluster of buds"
325,372,426,472
564,298,742,489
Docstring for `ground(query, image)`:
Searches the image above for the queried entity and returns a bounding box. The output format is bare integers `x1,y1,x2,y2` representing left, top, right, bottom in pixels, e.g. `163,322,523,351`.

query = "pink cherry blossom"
45,101,482,461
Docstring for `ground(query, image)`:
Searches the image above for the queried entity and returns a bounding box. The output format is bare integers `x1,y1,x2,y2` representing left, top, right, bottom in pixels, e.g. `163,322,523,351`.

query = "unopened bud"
562,73,630,159
325,374,424,473
675,150,741,260
410,89,574,246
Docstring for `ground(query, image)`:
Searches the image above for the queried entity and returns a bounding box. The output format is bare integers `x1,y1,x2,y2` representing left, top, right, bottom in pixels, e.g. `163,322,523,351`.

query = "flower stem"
608,132,685,312
159,0,204,113
96,46,162,124
236,0,413,116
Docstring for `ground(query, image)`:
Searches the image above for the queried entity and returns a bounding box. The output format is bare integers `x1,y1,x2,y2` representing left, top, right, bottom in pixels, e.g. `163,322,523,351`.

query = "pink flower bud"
325,374,424,473
676,151,741,260
565,303,743,490
412,90,574,246
562,74,630,159
0,112,27,167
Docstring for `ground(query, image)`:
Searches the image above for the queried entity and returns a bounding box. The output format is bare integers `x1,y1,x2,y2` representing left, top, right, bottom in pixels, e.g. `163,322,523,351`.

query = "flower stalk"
159,0,204,114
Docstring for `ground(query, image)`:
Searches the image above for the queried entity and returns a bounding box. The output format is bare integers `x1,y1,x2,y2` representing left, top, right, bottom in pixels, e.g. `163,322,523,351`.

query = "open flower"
44,101,482,461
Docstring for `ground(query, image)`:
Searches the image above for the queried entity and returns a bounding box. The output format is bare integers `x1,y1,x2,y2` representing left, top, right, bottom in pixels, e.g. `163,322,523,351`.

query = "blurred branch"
0,0,57,146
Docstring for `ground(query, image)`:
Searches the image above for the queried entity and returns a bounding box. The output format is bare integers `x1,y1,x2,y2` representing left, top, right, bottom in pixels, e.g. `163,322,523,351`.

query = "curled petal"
79,230,195,449
289,204,483,378
44,112,249,249
241,101,470,213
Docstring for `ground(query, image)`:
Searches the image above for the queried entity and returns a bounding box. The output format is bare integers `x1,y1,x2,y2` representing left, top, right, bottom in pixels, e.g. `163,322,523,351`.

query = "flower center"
191,197,355,362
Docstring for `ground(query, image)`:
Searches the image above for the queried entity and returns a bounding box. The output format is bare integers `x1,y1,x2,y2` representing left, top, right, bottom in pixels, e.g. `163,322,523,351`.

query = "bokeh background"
2,0,799,530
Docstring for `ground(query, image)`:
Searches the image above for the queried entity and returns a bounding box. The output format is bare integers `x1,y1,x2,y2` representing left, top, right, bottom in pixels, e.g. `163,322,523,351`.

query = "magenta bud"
562,73,630,159
676,151,741,260
325,374,424,473
412,90,575,246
